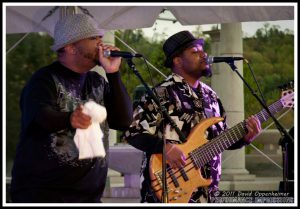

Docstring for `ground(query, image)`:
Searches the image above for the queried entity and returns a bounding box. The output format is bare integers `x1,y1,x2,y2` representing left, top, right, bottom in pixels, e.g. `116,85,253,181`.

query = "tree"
115,29,170,98
243,25,294,129
6,33,56,163
5,24,294,166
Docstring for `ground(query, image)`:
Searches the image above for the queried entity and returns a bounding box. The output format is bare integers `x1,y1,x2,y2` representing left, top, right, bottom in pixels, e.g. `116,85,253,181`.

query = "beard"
95,60,101,66
94,48,101,66
82,50,101,66
201,66,212,77
191,64,212,78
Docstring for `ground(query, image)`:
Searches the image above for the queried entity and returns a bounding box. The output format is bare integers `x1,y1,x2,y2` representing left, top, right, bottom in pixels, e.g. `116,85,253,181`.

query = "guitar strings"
151,127,244,191
151,93,292,192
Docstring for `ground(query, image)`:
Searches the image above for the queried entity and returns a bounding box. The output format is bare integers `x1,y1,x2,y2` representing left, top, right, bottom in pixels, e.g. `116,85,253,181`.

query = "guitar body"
149,117,224,203
148,84,294,203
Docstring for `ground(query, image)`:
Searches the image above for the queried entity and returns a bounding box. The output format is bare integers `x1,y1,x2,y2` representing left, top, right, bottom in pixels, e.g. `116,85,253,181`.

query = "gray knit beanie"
51,14,105,51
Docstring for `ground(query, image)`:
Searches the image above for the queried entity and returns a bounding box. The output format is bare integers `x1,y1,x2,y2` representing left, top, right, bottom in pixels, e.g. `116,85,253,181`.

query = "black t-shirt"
11,61,132,202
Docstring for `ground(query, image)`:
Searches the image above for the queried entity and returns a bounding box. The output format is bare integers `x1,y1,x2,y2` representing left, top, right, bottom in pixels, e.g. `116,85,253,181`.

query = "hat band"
168,39,197,58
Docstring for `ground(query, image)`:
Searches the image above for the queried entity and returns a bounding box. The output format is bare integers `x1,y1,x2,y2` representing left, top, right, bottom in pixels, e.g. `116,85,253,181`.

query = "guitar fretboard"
190,99,284,168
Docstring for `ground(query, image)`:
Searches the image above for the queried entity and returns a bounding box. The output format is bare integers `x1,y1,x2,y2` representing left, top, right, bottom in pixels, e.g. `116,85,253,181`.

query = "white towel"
74,101,107,160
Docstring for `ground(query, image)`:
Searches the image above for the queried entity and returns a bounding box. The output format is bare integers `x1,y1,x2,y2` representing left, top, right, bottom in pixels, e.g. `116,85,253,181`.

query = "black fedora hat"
163,30,204,68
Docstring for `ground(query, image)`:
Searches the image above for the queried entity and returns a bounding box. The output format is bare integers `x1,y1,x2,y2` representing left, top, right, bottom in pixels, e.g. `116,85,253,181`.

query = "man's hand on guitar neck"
244,115,262,144
166,143,187,169
164,115,261,169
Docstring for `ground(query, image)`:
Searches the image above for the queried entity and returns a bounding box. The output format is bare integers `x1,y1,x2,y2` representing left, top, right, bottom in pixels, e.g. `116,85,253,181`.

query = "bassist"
122,31,261,203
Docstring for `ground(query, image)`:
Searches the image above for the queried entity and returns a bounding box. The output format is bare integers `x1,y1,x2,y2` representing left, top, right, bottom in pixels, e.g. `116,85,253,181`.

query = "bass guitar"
149,84,294,203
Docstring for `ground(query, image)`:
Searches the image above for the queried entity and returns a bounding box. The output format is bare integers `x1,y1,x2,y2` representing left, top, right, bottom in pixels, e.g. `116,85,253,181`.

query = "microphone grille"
206,57,214,64
103,50,110,57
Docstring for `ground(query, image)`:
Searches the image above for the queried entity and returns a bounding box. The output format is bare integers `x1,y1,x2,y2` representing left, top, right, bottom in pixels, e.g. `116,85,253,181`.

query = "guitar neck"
191,98,284,168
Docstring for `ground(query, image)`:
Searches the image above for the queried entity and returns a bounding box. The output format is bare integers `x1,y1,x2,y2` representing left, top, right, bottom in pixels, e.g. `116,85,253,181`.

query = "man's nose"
199,51,207,59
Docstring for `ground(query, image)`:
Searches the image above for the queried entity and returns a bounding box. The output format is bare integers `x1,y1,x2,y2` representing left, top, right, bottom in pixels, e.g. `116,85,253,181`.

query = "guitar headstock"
279,81,294,108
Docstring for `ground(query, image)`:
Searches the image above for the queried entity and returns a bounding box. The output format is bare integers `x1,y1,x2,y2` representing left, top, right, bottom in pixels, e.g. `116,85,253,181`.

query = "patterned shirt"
123,73,244,203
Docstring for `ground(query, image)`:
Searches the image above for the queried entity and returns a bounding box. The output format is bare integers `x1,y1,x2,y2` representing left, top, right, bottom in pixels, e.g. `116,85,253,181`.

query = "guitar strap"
195,83,226,140
191,84,213,136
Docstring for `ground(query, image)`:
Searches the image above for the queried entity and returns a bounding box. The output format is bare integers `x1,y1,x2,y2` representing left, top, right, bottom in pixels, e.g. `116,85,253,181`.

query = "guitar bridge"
154,171,172,193
154,171,163,188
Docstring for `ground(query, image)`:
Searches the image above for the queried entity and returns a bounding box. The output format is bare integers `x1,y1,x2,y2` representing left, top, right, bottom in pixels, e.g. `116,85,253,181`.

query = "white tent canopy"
6,6,294,36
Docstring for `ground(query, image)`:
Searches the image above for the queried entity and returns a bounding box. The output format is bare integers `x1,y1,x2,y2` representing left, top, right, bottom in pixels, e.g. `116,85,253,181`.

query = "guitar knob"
171,196,178,200
174,190,180,194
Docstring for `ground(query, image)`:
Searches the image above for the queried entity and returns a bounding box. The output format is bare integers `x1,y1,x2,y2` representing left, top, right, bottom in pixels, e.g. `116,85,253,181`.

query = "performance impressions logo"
211,191,294,203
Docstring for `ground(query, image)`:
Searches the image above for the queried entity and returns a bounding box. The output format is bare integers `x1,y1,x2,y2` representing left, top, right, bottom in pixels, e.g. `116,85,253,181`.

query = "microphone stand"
126,58,186,203
279,127,294,195
226,61,294,193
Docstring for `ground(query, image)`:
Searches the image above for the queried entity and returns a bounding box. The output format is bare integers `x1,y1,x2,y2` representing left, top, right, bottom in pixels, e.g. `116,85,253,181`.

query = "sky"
141,10,295,40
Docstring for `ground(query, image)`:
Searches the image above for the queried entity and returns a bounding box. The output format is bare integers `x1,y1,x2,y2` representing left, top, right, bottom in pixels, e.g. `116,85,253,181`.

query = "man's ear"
64,45,77,54
173,56,182,67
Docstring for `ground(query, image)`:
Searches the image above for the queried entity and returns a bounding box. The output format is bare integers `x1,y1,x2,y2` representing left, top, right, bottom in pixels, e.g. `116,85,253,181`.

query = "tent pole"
59,6,78,18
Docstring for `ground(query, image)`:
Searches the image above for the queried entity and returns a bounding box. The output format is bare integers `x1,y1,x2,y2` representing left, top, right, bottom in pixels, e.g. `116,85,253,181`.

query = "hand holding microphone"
98,45,122,73
97,43,143,73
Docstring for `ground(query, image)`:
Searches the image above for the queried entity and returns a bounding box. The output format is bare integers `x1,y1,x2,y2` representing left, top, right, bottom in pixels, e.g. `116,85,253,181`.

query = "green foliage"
115,28,211,98
6,33,56,160
5,24,294,163
245,141,264,155
243,23,294,129
114,29,170,99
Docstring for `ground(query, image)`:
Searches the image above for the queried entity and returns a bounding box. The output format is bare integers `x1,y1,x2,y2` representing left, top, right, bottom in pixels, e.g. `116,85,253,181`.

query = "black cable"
244,59,267,105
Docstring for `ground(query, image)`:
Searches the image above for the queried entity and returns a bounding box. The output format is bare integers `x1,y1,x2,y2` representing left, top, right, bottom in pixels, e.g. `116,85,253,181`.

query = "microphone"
206,56,244,64
103,50,142,58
